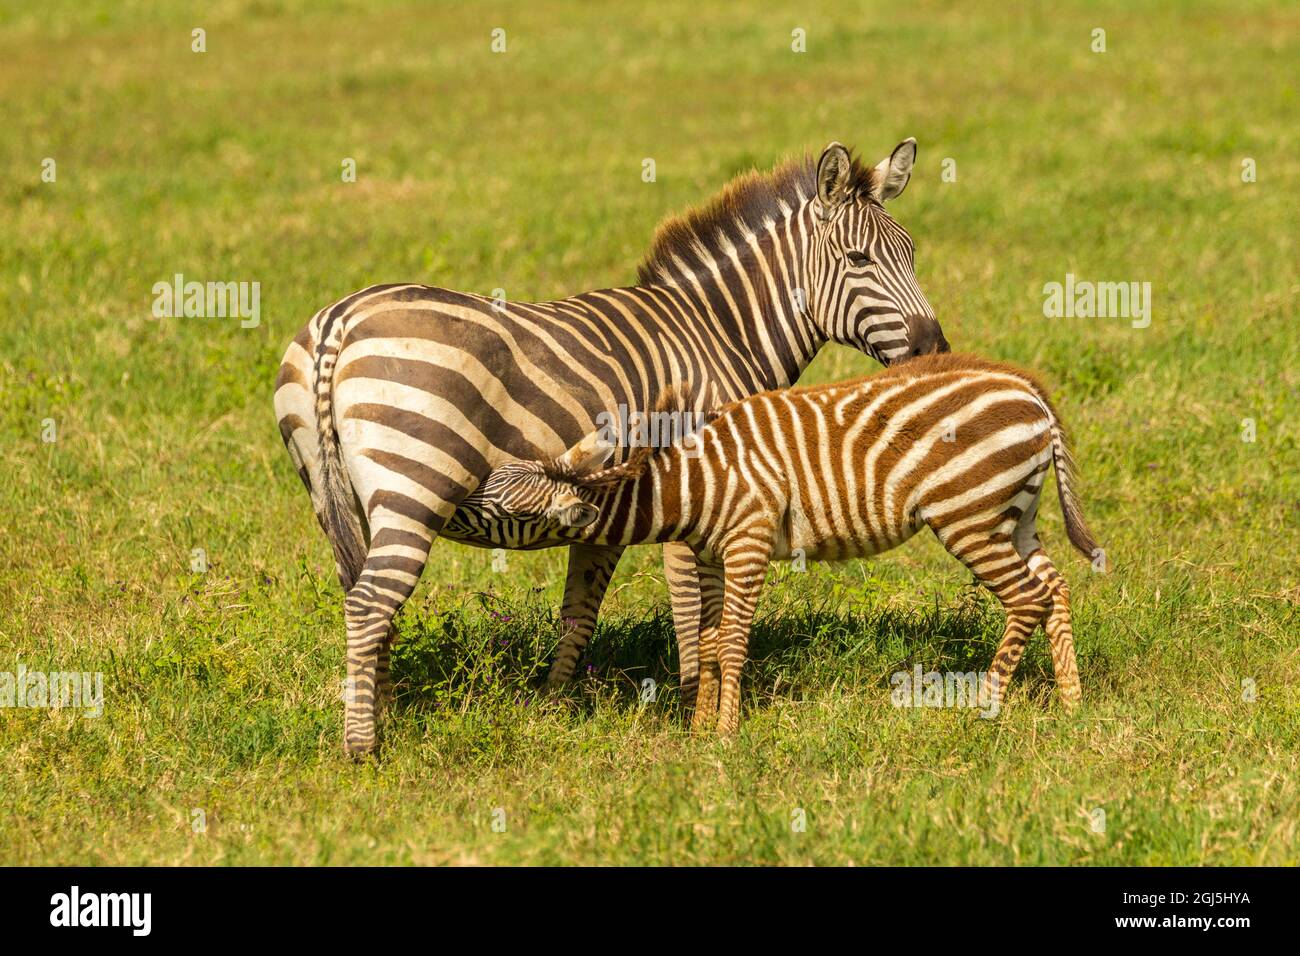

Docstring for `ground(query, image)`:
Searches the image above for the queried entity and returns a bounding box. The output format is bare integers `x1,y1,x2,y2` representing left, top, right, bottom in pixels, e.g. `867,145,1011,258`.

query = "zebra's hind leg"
375,626,395,713
691,624,720,733
943,533,1051,711
546,543,625,687
343,523,435,757
1014,500,1082,708
1023,547,1080,707
713,548,770,737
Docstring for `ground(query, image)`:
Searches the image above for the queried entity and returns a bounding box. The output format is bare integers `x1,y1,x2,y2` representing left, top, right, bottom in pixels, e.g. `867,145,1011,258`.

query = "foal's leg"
1015,501,1082,707
1023,545,1081,707
689,561,725,732
546,543,626,686
941,531,1051,709
714,545,771,737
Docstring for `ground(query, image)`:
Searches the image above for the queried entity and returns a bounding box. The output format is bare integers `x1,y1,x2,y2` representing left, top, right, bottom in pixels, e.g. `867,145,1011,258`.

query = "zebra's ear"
871,137,917,202
553,430,615,478
816,142,853,207
552,493,600,529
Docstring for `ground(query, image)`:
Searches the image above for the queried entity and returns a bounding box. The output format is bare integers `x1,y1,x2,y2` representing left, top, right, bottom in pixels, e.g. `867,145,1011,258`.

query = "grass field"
2,0,1297,865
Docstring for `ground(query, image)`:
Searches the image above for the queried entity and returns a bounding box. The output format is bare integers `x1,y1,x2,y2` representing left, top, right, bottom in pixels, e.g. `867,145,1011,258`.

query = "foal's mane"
636,148,879,285
543,384,713,489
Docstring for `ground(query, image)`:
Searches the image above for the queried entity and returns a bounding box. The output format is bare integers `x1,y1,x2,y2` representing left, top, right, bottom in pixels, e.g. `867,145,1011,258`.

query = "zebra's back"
274,281,783,553
649,356,1058,566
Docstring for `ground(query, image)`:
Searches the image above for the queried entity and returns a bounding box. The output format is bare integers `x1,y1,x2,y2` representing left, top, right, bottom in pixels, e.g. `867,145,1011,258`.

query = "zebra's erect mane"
636,148,880,285
548,444,655,489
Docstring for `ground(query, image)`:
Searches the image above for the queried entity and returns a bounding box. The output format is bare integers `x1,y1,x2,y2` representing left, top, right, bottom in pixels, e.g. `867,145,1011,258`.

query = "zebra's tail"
1048,418,1098,562
314,346,367,592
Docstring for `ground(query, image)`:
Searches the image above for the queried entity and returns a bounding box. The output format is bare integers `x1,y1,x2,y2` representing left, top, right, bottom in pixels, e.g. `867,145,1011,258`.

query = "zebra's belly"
772,497,919,562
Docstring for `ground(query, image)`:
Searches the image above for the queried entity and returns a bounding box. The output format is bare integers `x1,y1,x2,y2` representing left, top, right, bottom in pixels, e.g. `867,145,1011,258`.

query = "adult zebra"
275,139,947,754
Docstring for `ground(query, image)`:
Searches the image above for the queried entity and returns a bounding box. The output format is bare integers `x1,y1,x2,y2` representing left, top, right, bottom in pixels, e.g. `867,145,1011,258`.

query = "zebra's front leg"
663,541,703,707
546,543,626,687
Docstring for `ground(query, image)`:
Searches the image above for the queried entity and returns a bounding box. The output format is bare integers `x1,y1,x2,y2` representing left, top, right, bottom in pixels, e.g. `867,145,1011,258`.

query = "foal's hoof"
688,711,715,735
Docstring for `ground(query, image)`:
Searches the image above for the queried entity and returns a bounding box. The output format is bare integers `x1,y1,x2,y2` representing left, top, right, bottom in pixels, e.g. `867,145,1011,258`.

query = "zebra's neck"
643,199,825,391
576,447,690,548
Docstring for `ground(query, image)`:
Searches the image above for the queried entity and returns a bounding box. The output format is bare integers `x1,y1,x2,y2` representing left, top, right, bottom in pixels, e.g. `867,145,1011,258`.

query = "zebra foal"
470,353,1100,734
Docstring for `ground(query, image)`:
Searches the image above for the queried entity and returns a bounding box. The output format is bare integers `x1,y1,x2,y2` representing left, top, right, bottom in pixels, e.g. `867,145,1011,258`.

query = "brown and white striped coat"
477,353,1099,734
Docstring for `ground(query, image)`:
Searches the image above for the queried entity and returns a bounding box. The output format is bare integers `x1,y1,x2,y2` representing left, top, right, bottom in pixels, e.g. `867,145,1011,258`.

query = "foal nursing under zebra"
469,353,1099,735
276,138,948,754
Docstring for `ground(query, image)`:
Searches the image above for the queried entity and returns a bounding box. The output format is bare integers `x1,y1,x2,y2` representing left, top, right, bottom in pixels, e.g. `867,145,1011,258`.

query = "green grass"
2,0,1297,865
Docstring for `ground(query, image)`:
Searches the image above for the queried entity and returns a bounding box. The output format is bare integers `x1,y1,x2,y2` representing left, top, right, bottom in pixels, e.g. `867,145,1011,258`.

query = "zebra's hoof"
343,739,379,760
539,681,580,714
543,672,575,694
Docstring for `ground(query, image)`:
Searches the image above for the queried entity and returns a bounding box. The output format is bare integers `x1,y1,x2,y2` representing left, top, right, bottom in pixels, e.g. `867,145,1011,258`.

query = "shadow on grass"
387,585,1069,719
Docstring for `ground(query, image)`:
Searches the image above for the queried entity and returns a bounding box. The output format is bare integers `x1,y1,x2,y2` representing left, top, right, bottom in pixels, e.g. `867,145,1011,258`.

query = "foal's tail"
1048,418,1099,562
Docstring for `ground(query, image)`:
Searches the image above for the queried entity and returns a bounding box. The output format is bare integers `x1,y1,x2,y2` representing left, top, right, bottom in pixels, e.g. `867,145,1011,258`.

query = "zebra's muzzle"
903,316,949,360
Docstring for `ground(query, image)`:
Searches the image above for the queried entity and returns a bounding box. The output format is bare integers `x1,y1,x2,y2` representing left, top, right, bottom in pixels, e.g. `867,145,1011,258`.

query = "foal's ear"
816,142,853,207
871,137,917,202
552,494,601,529
553,430,615,477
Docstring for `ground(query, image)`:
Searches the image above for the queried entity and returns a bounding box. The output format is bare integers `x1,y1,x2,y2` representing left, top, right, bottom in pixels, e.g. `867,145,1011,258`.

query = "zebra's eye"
845,250,872,268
